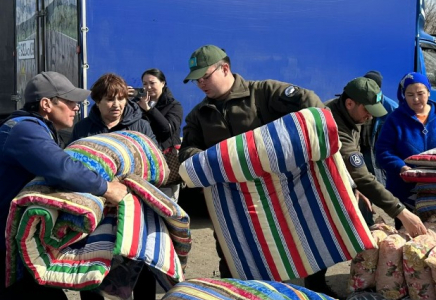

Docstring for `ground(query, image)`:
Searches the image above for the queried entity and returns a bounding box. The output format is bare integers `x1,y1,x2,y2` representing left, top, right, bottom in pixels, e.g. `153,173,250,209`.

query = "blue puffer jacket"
376,100,436,207
0,111,108,250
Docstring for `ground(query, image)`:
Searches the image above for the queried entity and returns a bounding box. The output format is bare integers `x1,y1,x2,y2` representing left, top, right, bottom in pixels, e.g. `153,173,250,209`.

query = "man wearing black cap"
0,71,128,299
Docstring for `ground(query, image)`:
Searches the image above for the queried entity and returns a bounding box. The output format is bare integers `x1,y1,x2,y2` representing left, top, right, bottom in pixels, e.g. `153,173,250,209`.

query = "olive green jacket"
326,97,404,218
179,74,324,162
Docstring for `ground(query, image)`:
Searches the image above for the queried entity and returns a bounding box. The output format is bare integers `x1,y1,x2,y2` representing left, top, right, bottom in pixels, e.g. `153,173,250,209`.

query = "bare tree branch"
425,0,436,35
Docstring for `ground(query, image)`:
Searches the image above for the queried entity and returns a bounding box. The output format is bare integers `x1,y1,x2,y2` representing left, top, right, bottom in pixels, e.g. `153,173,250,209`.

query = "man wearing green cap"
325,77,425,234
179,44,324,161
302,77,427,297
180,44,348,297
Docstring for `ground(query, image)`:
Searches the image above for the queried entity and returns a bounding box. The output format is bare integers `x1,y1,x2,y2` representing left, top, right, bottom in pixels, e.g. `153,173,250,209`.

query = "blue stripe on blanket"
118,131,158,181
192,154,210,186
216,183,252,278
285,168,327,270
228,181,269,280
208,145,226,183
66,151,112,181
292,164,342,265
266,119,287,174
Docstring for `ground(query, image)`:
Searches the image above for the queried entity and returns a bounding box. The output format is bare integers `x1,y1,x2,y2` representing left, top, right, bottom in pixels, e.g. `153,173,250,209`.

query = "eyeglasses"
53,97,80,109
191,64,222,85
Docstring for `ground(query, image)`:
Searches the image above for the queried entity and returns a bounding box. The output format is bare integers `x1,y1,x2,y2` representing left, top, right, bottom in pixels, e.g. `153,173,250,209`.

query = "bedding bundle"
349,222,436,300
5,131,191,294
401,148,436,221
162,278,336,300
179,107,376,282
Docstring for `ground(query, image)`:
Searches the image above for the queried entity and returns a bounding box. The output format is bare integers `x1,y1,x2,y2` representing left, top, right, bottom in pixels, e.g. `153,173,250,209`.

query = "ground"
65,187,393,300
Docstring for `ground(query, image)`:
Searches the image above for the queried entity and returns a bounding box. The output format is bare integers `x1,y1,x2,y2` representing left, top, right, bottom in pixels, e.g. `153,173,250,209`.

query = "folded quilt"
179,107,375,281
5,131,191,292
162,278,336,300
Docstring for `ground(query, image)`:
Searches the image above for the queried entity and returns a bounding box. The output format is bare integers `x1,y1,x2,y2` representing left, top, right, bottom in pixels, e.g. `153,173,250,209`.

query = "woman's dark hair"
90,73,128,103
141,68,174,98
141,68,167,87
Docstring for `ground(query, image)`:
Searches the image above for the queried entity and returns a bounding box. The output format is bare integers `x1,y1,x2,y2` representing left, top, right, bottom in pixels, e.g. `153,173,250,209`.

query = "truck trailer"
10,0,436,124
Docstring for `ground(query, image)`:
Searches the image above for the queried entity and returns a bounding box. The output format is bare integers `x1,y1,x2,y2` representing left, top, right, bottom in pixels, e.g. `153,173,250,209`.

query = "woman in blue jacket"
376,72,436,210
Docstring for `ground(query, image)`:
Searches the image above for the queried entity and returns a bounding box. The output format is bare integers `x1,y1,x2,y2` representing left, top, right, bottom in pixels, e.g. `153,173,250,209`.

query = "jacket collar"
197,73,250,110
332,96,360,131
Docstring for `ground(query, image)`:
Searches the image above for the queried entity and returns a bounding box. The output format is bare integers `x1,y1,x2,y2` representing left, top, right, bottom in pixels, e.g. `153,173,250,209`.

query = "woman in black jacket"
70,73,157,145
129,68,183,202
72,74,159,300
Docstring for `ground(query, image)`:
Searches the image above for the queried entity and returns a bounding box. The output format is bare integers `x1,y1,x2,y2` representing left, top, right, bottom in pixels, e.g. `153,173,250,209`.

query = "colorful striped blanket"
179,107,376,281
5,131,191,292
162,278,335,300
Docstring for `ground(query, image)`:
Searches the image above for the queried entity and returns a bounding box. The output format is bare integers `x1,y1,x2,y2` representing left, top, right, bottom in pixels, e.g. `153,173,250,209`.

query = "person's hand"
355,189,373,213
400,165,412,174
103,181,128,206
137,91,151,111
127,86,136,99
396,208,427,238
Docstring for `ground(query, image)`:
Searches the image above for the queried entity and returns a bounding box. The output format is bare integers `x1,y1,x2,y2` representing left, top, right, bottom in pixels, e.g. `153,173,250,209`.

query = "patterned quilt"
162,278,336,300
5,131,191,292
179,107,376,281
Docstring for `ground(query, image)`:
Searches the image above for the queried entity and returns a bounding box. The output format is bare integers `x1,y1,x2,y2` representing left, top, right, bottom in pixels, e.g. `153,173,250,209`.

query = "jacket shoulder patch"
349,153,365,168
285,85,297,97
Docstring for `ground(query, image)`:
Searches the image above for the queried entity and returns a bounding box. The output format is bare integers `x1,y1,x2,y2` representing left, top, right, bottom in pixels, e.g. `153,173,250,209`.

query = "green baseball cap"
183,45,227,84
344,77,387,117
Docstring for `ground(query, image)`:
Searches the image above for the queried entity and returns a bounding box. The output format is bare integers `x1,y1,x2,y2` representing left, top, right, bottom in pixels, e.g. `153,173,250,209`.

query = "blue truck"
11,0,436,122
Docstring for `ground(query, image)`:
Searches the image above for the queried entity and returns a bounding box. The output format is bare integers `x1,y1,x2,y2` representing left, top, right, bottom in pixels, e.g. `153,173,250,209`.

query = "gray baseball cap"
24,71,90,103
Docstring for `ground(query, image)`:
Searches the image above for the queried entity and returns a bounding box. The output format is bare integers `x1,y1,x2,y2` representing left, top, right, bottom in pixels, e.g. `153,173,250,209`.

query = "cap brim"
364,102,388,118
59,88,91,102
183,67,209,84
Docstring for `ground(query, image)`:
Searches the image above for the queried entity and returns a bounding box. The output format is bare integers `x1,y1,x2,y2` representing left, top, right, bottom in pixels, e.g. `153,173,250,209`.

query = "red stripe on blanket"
199,278,264,299
240,182,281,280
263,173,306,276
46,251,112,266
295,112,312,161
323,157,374,248
13,197,99,232
166,239,177,277
40,278,104,290
123,181,172,216
220,141,237,182
245,131,265,177
323,109,340,154
129,194,142,257
20,215,42,282
308,160,350,257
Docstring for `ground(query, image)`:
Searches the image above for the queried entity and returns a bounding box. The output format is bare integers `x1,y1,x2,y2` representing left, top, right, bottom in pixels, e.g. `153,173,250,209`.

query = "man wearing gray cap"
0,71,128,299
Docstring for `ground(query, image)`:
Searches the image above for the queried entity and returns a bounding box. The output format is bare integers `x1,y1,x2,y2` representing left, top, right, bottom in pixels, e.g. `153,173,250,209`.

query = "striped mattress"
179,107,376,281
5,131,191,293
162,278,336,300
